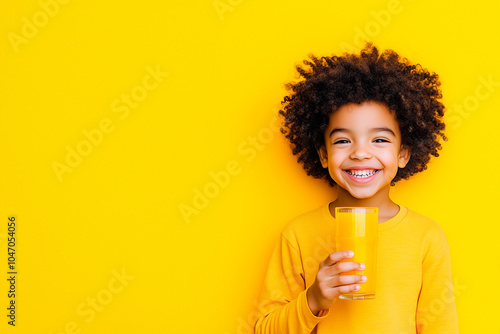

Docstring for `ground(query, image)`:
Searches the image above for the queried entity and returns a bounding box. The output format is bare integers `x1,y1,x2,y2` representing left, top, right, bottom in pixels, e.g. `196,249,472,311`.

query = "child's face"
317,101,411,199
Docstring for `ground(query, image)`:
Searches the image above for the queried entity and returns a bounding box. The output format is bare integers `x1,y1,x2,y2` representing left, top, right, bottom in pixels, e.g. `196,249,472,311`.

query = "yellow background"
1,0,499,333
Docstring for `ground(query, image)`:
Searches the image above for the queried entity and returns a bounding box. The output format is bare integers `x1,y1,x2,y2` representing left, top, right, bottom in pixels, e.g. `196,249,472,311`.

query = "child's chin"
349,190,377,199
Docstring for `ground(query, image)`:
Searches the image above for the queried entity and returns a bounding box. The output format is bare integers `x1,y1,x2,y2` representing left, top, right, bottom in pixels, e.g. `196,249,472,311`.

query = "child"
254,44,458,333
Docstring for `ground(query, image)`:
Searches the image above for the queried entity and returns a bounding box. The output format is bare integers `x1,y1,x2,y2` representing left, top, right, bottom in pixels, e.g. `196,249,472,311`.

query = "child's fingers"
316,279,363,301
319,275,366,300
330,274,367,289
321,250,354,267
323,261,364,277
331,282,361,296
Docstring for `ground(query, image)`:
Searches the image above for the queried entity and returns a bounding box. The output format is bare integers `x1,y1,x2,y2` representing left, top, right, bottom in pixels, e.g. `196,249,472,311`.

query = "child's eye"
373,138,389,143
333,139,350,144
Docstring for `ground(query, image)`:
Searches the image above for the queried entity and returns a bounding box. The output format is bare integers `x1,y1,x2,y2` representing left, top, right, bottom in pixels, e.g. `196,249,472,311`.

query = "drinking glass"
335,207,378,300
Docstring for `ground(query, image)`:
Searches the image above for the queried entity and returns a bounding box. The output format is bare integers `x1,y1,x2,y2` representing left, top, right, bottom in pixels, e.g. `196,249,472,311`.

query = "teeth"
347,170,377,178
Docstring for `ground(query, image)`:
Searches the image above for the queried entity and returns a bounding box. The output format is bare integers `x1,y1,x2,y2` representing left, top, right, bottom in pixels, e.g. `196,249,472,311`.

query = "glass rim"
335,207,378,213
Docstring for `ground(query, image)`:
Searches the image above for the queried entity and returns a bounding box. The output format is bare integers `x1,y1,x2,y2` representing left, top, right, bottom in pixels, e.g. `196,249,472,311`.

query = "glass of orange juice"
335,207,378,300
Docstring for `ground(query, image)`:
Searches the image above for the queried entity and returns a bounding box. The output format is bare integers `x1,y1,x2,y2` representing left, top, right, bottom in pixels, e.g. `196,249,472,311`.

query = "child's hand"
306,250,366,315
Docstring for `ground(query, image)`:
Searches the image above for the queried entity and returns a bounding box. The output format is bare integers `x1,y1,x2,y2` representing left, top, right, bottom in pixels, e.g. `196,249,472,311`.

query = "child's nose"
349,144,372,160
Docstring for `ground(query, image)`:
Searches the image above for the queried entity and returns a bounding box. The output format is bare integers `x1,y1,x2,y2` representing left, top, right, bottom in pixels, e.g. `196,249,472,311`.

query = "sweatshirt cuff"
298,287,330,327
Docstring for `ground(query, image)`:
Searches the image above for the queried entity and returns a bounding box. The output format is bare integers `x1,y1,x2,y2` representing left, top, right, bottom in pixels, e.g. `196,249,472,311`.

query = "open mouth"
345,169,379,179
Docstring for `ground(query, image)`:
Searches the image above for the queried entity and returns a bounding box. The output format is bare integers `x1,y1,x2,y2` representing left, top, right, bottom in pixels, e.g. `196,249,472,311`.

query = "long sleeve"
416,232,459,333
254,234,329,334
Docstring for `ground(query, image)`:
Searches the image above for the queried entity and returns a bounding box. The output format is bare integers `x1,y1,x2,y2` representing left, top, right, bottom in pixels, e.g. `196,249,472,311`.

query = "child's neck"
330,186,401,223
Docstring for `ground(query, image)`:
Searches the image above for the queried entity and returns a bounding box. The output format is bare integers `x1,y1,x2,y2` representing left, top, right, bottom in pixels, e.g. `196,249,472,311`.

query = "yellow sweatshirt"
254,204,458,333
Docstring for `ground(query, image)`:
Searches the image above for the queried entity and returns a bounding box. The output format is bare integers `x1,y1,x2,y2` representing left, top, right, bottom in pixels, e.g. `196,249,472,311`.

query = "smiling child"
254,44,458,333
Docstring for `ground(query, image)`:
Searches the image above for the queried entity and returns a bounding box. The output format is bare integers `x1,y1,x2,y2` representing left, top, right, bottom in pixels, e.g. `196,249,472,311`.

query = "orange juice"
335,207,378,300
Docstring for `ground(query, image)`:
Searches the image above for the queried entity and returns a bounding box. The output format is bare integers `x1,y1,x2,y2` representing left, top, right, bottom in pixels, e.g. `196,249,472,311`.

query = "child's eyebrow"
329,127,396,137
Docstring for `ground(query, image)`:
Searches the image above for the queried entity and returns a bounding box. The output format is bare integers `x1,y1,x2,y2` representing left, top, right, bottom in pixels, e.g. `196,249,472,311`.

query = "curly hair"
279,43,447,187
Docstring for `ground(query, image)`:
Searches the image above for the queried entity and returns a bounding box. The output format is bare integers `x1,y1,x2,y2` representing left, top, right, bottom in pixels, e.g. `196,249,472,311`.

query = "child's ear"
398,145,411,168
316,145,328,168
